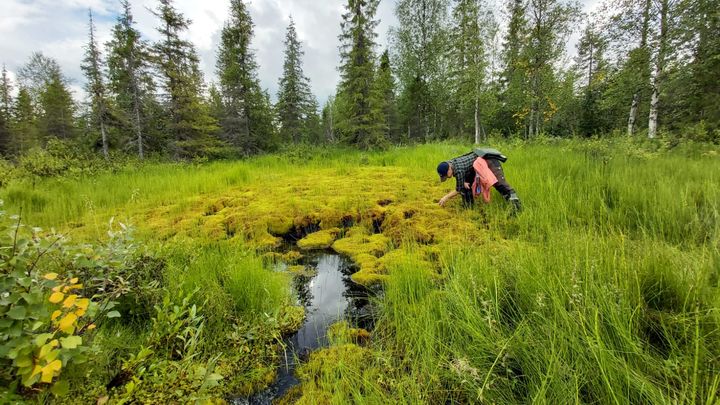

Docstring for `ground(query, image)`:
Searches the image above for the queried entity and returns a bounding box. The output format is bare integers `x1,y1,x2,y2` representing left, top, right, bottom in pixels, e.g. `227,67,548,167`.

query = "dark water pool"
233,253,373,404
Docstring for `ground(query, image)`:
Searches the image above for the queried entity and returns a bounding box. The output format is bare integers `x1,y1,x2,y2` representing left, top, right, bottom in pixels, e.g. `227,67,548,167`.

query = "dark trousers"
460,158,517,208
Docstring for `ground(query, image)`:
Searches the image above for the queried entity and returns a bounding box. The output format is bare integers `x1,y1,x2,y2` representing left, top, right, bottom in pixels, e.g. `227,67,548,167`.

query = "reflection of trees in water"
291,253,377,330
293,275,313,307
338,259,377,331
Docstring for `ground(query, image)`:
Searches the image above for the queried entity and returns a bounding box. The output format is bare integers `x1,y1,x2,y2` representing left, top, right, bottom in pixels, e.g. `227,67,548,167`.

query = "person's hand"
439,197,447,207
464,182,471,189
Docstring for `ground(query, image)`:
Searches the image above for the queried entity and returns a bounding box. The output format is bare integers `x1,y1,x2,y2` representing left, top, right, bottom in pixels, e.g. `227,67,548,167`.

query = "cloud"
0,0,602,105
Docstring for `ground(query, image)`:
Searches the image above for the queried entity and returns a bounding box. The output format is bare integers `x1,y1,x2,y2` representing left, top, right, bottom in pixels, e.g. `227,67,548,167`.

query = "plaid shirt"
449,152,478,192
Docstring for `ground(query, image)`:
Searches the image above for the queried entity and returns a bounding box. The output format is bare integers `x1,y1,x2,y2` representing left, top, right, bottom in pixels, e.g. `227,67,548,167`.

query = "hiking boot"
508,193,522,215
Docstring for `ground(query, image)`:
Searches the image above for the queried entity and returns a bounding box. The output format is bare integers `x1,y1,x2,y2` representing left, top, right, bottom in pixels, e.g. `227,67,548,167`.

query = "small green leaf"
7,305,26,320
60,335,82,349
50,380,69,396
107,310,121,318
34,333,54,346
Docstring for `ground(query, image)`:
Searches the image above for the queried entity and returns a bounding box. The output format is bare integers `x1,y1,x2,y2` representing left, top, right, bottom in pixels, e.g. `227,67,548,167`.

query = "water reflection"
235,253,374,404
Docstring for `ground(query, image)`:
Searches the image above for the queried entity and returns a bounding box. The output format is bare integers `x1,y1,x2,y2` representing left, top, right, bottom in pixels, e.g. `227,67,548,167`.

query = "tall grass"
2,138,718,403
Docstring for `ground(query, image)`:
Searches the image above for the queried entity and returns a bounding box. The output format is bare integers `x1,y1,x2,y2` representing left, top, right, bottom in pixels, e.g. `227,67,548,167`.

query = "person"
437,148,522,212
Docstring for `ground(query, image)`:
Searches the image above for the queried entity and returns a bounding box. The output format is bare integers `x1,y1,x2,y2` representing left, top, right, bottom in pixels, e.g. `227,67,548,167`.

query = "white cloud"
0,0,604,105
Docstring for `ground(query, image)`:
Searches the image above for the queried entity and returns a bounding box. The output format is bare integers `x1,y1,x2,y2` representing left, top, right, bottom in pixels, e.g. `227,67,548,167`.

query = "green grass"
2,138,719,403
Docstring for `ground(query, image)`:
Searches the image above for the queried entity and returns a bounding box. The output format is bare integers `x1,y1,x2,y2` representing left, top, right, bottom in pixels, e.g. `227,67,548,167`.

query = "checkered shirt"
450,152,478,192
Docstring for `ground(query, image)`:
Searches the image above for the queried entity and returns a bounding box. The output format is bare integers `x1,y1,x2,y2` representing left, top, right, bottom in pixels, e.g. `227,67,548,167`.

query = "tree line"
0,0,718,160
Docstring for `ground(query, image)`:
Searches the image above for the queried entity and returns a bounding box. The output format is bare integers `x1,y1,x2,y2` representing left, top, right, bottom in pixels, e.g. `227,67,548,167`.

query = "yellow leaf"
62,284,83,293
49,292,64,304
51,310,62,320
62,295,77,308
74,308,86,317
31,364,43,378
58,313,77,334
41,366,55,383
43,273,58,280
50,339,59,348
52,286,61,292
87,324,96,330
69,277,78,284
47,359,62,372
75,298,90,311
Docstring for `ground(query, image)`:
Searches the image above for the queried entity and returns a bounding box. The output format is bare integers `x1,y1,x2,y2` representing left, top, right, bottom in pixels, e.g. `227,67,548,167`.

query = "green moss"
297,228,341,250
278,305,306,335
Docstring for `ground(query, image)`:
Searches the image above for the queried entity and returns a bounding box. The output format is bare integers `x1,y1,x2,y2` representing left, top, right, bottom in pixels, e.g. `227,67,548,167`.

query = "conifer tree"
107,0,154,159
12,88,37,153
38,70,75,141
216,0,275,154
374,50,400,143
0,66,11,125
81,10,110,158
276,17,317,144
152,0,218,158
576,22,610,136
684,0,720,130
499,0,529,135
337,0,386,149
0,66,12,155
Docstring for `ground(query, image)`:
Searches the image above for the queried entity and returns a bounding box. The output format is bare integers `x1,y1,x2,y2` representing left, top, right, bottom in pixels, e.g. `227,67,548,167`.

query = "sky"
0,0,603,104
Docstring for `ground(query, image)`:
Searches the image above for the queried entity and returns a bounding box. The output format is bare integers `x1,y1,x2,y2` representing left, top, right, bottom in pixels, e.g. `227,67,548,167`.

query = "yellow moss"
267,215,294,235
332,230,391,258
297,228,340,250
287,265,317,278
327,321,371,346
282,250,303,263
351,270,389,286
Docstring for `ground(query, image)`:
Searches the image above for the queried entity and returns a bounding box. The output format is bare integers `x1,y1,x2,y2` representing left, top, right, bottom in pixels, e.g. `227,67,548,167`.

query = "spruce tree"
81,10,110,158
0,65,11,125
0,66,12,155
374,50,400,143
12,88,37,153
337,0,386,149
152,0,218,158
107,0,154,159
499,0,529,136
277,17,317,144
38,70,75,141
216,0,275,154
685,0,720,130
576,22,610,136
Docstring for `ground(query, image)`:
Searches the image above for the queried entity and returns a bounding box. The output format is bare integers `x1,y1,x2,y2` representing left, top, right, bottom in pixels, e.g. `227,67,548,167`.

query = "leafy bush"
0,208,97,394
0,159,16,188
0,206,149,398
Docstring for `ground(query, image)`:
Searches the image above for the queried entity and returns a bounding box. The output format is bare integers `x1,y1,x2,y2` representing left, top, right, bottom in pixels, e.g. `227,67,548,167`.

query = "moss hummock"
297,228,341,250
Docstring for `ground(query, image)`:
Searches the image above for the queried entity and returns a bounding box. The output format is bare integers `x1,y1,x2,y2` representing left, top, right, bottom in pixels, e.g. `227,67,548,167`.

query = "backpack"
474,148,507,163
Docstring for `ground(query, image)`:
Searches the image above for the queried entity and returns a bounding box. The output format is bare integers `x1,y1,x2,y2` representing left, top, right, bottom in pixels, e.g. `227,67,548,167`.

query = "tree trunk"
627,0,652,136
474,97,480,145
627,94,639,136
134,99,144,160
648,0,669,139
100,118,109,160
